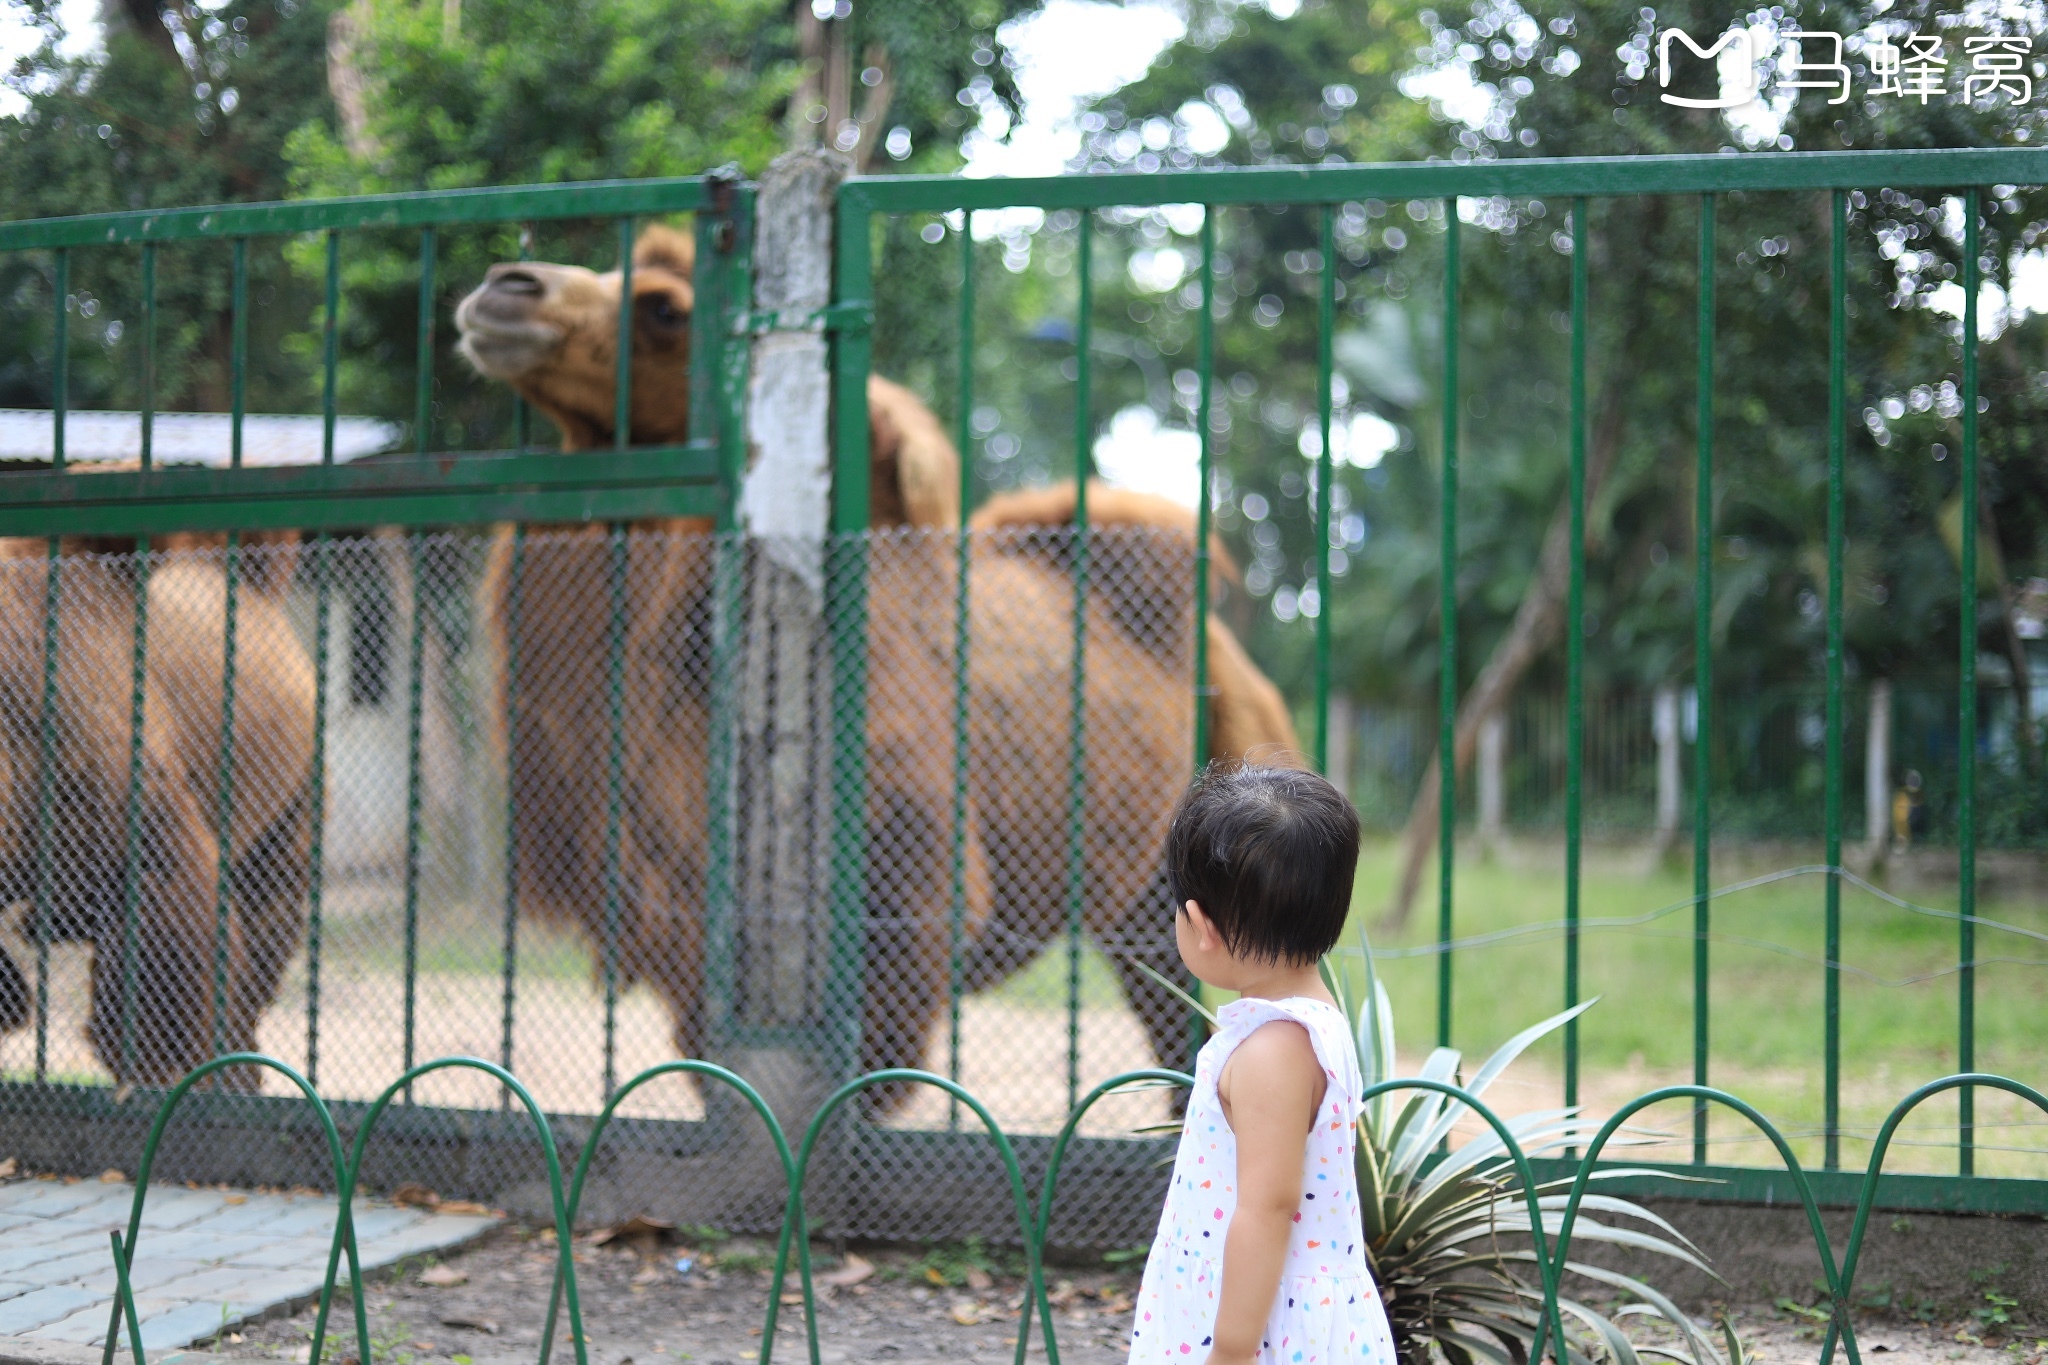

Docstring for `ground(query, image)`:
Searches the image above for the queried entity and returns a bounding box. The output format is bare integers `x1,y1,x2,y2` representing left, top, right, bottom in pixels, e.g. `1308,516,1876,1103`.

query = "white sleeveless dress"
1126,996,1397,1365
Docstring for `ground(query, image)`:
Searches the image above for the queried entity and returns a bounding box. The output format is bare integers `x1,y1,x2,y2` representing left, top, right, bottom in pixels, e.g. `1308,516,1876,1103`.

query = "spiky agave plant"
1327,933,1750,1365
1141,938,1747,1365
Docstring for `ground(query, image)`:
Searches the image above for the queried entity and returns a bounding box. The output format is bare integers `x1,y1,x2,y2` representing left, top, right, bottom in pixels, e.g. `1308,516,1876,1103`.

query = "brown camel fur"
454,226,1297,1086
0,537,315,1086
459,226,986,1094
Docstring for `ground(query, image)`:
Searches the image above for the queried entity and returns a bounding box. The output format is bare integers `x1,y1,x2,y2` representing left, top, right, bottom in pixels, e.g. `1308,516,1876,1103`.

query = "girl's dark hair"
1165,761,1360,966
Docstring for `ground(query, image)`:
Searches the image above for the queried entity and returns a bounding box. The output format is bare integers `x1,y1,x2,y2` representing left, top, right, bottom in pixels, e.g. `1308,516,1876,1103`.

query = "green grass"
986,938,1131,1010
331,905,599,982
294,834,2048,1176
1333,836,2048,1176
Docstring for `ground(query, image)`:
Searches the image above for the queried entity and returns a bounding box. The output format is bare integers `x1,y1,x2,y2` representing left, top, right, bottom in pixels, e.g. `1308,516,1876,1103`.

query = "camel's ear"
634,224,696,278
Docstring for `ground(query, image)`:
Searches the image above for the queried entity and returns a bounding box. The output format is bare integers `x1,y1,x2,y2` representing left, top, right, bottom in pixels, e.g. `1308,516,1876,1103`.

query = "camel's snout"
455,261,597,380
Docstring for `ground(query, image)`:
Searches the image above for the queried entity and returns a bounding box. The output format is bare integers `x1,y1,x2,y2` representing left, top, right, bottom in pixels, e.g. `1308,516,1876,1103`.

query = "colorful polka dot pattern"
1125,998,1397,1365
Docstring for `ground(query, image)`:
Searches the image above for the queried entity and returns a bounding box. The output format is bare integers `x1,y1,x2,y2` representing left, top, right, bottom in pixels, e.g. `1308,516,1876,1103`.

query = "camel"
454,225,1300,1091
0,535,316,1086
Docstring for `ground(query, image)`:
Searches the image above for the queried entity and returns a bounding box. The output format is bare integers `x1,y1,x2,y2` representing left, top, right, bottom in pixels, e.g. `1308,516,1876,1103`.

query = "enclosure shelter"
0,148,2042,1251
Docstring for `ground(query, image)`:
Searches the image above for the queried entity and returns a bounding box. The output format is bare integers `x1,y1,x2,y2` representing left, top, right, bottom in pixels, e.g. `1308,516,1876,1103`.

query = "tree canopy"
1019,0,2048,851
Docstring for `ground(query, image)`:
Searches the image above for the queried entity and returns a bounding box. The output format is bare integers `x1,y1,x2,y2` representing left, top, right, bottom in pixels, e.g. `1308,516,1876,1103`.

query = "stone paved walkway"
0,1179,497,1352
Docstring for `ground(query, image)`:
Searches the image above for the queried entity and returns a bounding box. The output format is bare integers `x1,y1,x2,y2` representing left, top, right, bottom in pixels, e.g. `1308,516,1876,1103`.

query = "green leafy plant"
1979,1290,2022,1331
1338,941,1746,1365
1140,936,1745,1365
709,1243,775,1275
901,1236,1018,1286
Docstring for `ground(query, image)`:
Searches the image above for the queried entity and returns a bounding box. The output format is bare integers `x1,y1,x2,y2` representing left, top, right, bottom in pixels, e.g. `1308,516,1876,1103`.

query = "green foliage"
278,0,1034,446
1079,0,2048,785
281,0,794,199
1,0,1029,449
1978,1289,2022,1330
708,1242,775,1274
0,0,339,414
899,1235,1018,1286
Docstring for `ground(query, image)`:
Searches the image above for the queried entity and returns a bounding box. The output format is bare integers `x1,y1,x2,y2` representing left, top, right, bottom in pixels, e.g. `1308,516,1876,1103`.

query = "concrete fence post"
726,148,851,1134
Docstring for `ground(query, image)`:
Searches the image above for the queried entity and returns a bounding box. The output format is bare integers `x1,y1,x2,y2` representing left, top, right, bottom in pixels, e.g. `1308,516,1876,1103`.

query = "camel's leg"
87,771,225,1087
857,781,960,1115
635,848,708,1065
1102,866,1203,1084
218,787,313,1089
0,945,28,1033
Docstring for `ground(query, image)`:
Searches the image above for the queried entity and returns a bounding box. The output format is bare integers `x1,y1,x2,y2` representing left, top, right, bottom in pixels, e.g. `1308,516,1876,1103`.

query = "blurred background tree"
1014,0,2048,901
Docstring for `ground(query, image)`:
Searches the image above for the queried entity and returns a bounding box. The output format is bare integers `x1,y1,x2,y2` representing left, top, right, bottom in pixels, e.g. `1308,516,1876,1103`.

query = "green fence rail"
2,147,2042,1239
93,1052,2048,1365
831,146,2048,1186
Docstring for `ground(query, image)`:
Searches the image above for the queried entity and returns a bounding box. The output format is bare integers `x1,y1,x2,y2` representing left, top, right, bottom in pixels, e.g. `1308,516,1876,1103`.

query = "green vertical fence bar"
119,545,148,1079
231,238,247,466
140,244,156,467
32,248,70,1082
118,242,157,1080
700,178,751,1062
210,239,250,1063
1193,210,1216,776
513,225,533,451
1564,197,1587,1113
1959,187,1981,1176
947,211,975,1127
1066,210,1094,1113
601,214,632,1101
615,216,635,449
1189,208,1217,1067
400,225,437,1097
1314,204,1335,772
210,532,242,1063
307,229,339,1087
601,521,628,1103
829,187,877,1092
500,527,527,1098
50,248,67,467
1437,204,1459,1050
416,228,436,452
1824,189,1847,1171
1693,194,1715,1164
400,533,426,1097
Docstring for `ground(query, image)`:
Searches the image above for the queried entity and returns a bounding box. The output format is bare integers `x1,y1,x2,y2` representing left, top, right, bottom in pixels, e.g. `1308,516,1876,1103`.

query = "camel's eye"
637,293,688,332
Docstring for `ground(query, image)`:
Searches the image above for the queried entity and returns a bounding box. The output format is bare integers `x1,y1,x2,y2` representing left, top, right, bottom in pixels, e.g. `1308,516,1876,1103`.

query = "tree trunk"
1382,304,1638,929
1981,492,2038,765
103,0,180,62
326,0,380,163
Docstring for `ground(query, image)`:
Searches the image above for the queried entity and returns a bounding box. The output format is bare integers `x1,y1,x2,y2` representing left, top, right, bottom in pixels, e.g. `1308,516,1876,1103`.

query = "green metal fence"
831,147,2048,1210
88,1050,2048,1365
1,147,2044,1246
0,175,766,1209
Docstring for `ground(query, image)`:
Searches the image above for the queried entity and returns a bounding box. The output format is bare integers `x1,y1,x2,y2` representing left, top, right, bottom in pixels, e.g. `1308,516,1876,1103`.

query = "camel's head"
455,225,697,449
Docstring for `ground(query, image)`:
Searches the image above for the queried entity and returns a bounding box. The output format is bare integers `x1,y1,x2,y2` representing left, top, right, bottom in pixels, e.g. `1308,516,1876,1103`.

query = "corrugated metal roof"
0,410,403,466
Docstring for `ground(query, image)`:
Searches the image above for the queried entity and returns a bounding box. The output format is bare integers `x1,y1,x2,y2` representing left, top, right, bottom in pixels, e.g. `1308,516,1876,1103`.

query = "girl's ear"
1183,899,1221,952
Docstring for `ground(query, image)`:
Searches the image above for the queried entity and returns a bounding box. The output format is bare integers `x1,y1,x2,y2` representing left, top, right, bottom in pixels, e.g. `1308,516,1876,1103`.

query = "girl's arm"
1208,1020,1326,1365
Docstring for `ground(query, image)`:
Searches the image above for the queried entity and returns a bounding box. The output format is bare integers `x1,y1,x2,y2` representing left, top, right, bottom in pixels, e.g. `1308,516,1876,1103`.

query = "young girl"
1127,763,1396,1365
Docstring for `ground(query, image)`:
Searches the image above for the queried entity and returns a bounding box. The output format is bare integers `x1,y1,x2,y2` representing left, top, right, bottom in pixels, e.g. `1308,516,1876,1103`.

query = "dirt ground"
204,1221,2048,1365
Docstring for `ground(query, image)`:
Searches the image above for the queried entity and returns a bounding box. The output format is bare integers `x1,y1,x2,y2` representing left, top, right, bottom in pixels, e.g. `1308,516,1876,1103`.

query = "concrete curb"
0,1340,247,1365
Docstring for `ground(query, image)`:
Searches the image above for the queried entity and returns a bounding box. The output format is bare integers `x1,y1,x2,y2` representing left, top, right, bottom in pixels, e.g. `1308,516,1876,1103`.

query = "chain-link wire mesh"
0,521,1232,1248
